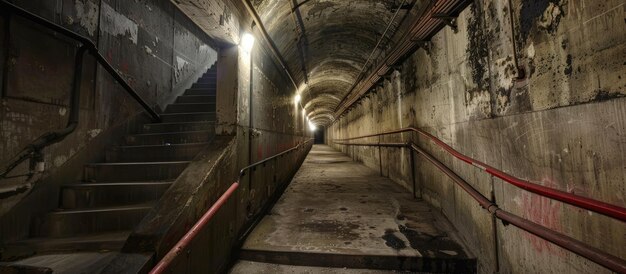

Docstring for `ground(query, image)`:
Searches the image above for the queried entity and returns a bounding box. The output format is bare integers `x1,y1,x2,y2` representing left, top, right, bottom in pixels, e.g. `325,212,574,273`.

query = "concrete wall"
328,0,625,273
0,0,216,232
103,1,313,272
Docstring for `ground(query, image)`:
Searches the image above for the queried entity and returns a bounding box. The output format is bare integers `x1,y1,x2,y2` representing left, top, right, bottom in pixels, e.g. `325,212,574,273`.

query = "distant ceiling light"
308,121,317,131
240,33,255,53
294,94,301,104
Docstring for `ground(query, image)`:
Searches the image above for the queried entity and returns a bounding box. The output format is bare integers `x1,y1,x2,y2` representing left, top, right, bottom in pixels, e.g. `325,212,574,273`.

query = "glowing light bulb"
308,121,316,131
240,33,255,53
294,94,301,104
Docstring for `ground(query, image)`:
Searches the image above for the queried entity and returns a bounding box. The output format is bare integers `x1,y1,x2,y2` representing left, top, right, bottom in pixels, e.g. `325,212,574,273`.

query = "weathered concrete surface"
237,145,475,272
328,1,626,273
177,0,428,126
1,252,119,274
171,0,241,45
247,0,422,126
2,1,311,273
230,260,400,274
0,0,217,221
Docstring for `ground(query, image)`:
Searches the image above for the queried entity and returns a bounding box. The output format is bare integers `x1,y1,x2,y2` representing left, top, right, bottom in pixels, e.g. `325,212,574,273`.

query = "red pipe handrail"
149,139,313,274
149,182,240,274
332,127,626,222
334,140,626,273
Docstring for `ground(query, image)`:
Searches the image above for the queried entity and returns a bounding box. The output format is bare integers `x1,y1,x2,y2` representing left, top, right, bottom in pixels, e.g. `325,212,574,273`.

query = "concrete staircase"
1,67,217,266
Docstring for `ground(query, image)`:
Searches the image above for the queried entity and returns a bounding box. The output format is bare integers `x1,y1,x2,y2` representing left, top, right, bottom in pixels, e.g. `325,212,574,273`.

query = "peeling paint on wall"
101,2,138,44
75,0,99,36
175,56,190,83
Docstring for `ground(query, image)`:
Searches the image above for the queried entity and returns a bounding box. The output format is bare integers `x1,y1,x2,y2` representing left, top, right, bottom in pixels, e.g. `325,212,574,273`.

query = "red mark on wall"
520,178,566,257
120,61,129,73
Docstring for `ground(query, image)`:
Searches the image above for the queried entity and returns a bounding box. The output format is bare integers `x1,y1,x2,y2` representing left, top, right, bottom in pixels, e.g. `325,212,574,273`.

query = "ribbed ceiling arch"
252,0,407,127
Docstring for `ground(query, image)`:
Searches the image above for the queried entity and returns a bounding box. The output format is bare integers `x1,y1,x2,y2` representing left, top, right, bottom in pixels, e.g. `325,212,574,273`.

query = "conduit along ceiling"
172,0,471,127
249,0,421,126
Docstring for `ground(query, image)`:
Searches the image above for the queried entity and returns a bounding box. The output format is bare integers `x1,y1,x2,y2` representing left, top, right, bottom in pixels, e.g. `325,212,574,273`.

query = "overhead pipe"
288,0,310,85
333,127,626,222
337,0,408,110
334,0,472,118
241,0,299,90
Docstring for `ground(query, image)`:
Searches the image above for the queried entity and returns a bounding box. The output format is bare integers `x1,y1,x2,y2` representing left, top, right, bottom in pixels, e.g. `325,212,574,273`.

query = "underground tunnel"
0,0,625,273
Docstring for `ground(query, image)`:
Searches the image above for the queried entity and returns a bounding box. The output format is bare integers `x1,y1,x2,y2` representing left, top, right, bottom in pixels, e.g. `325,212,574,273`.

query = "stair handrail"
332,140,626,273
332,127,626,223
0,1,161,180
149,138,314,274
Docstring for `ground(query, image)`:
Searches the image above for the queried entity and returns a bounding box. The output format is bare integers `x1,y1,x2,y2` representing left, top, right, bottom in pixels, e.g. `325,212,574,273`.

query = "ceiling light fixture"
308,121,316,131
240,32,255,53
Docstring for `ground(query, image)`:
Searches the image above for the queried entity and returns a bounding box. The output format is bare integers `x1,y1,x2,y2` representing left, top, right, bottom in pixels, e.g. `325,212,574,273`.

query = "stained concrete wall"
1,0,310,271
0,0,217,235
102,1,312,272
328,1,625,273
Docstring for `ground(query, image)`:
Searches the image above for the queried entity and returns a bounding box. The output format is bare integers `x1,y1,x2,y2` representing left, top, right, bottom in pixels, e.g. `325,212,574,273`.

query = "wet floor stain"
382,229,406,250
398,225,467,258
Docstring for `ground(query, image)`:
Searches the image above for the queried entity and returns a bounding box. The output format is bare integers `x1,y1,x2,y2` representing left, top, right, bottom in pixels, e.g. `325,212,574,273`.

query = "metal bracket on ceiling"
432,13,458,33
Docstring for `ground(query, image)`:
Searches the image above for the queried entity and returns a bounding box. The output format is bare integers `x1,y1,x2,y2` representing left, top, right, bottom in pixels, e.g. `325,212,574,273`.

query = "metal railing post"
378,135,383,176
409,146,418,199
330,127,626,222
329,132,626,272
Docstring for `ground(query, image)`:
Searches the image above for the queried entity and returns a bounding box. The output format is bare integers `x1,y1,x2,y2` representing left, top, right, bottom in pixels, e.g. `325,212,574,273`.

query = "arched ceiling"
251,0,412,127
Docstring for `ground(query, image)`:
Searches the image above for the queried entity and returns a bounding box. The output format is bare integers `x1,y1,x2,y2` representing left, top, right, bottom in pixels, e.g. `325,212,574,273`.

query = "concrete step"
238,250,477,273
125,130,214,145
184,88,215,96
190,83,216,89
105,142,209,162
60,182,173,209
229,260,401,274
141,121,214,134
165,103,215,113
33,204,153,237
0,232,129,260
196,76,216,84
175,95,215,103
3,252,121,274
84,161,189,182
161,112,215,122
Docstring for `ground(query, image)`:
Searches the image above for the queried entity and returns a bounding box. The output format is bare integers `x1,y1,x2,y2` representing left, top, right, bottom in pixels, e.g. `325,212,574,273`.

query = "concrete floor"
231,145,475,273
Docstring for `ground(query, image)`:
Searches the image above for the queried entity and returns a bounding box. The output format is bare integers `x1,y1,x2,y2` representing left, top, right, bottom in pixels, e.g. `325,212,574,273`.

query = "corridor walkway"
230,145,476,273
